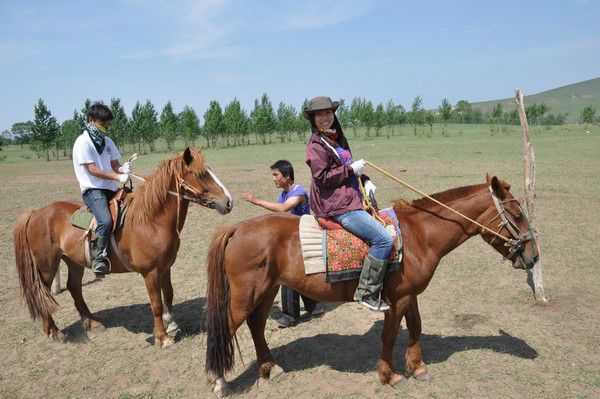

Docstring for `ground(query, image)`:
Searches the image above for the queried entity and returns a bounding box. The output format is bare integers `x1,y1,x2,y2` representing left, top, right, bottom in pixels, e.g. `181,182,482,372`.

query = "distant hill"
471,77,600,123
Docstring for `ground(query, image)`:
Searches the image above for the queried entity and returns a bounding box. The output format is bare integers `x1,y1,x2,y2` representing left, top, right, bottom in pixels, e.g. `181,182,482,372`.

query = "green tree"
438,98,452,136
453,100,473,124
31,99,60,161
408,96,425,135
489,102,503,135
250,94,276,145
79,99,92,128
348,97,366,138
276,101,297,142
223,98,249,146
179,106,201,147
160,101,179,151
203,100,224,148
109,98,129,149
140,100,159,152
580,105,596,126
11,121,33,147
60,114,80,159
295,98,310,142
373,103,386,137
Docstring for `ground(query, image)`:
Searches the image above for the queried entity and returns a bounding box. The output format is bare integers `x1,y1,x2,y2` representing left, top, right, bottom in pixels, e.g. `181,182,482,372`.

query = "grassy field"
0,124,599,398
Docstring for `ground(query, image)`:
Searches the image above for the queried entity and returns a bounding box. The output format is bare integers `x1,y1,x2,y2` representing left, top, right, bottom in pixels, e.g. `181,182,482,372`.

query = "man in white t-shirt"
72,102,131,276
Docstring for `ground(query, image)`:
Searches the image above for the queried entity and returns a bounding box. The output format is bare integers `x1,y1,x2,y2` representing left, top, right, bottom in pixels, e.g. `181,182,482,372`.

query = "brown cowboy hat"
303,96,340,119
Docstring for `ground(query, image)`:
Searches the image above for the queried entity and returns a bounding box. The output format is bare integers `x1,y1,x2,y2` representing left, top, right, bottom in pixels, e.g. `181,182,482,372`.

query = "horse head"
480,174,539,270
175,147,233,214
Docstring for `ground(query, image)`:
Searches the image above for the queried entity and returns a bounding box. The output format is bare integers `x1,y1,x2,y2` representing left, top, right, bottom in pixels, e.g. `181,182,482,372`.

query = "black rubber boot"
91,236,110,276
353,254,390,312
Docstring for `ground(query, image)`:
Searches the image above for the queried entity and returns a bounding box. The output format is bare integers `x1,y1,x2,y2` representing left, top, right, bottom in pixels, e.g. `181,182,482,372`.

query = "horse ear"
183,147,193,166
485,173,493,184
490,176,508,200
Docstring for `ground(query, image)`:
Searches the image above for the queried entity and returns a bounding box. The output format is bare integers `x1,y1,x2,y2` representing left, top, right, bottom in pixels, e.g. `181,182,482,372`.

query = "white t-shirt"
72,131,121,193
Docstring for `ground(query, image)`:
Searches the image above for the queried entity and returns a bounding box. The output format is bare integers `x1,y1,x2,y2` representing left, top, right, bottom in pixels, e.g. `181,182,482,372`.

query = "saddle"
299,210,403,283
70,187,132,235
69,187,134,271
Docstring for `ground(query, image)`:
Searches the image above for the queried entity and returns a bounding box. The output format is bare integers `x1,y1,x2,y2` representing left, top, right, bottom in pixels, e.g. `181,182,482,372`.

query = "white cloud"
280,0,376,30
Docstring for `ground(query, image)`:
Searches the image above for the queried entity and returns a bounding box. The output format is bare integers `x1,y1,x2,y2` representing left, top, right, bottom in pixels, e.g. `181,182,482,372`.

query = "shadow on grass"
228,320,538,393
61,297,207,343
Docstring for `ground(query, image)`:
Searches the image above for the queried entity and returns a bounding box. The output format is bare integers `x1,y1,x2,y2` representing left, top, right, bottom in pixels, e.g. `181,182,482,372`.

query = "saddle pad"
299,212,402,283
70,209,94,230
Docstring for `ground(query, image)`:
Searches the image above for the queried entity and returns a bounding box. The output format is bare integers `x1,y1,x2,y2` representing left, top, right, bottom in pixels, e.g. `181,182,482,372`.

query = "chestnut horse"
204,175,538,394
14,148,232,348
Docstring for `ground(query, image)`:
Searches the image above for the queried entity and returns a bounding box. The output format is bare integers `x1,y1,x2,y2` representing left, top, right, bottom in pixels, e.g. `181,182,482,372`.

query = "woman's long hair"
309,114,350,150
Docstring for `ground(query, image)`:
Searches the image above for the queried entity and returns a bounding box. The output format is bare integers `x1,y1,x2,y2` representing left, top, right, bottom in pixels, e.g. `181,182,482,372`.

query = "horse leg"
36,253,63,341
246,287,283,380
142,268,173,348
160,268,180,337
404,296,429,380
64,259,105,333
377,296,410,388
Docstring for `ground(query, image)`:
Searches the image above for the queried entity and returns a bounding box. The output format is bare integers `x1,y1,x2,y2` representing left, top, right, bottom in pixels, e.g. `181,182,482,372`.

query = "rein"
364,161,514,243
364,161,536,259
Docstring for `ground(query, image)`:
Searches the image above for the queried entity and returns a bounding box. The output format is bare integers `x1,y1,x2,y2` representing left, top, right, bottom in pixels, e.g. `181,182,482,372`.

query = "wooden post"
515,89,547,302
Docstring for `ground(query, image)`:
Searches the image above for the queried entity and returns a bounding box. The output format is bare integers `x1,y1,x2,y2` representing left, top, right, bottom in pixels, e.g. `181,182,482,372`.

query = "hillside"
471,77,600,123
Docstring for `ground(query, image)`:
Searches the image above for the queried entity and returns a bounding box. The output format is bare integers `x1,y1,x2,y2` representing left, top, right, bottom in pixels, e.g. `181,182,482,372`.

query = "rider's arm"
242,193,304,213
111,159,126,174
84,162,122,182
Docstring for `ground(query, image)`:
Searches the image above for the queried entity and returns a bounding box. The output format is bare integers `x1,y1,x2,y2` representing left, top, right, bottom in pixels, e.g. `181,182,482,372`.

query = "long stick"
364,160,511,243
515,89,547,302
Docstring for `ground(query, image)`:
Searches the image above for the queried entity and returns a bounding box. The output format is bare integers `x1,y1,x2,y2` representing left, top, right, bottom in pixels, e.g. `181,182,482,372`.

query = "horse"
13,147,233,348
203,174,538,395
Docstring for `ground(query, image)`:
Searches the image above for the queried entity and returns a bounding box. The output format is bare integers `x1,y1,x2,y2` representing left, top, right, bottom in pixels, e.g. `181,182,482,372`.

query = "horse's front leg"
404,296,429,379
377,296,410,388
143,268,173,348
160,268,180,337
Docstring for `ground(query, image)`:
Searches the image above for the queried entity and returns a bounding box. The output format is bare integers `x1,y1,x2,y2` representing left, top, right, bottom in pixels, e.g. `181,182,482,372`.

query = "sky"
1,0,599,131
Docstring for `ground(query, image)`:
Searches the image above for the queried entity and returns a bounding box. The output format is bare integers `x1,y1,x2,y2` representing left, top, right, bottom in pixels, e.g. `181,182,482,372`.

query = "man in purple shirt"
242,160,325,327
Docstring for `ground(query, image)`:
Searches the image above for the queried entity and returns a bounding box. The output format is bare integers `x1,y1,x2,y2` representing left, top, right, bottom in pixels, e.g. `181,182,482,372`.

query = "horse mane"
126,149,206,225
393,183,486,213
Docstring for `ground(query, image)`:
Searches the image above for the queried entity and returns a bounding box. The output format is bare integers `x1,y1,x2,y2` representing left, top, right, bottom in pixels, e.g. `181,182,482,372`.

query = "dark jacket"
305,131,367,218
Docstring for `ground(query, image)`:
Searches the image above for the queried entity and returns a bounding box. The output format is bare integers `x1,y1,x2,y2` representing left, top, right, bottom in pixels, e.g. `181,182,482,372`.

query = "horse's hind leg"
63,258,105,333
160,268,180,336
246,286,282,379
404,296,428,379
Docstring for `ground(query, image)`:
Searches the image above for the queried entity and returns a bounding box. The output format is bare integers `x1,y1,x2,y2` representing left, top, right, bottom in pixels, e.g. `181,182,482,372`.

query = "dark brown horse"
14,148,232,348
204,175,538,394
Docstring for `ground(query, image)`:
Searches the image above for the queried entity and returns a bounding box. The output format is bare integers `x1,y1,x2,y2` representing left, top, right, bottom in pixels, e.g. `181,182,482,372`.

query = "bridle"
483,187,538,263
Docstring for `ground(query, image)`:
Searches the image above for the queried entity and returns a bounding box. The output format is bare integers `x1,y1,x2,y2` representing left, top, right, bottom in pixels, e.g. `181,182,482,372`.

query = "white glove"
364,180,377,196
117,174,129,184
350,159,365,175
121,161,133,174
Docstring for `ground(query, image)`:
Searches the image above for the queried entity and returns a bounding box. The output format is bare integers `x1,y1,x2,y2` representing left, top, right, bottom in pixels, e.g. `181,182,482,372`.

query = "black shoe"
92,259,110,276
276,314,298,328
357,297,390,312
307,303,325,318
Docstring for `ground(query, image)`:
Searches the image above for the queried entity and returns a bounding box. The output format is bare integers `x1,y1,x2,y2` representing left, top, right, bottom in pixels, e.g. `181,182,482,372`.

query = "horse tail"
205,225,237,378
13,209,58,321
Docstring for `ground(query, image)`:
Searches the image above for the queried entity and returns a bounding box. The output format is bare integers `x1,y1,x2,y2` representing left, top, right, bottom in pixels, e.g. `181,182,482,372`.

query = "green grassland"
471,77,600,123
0,123,599,398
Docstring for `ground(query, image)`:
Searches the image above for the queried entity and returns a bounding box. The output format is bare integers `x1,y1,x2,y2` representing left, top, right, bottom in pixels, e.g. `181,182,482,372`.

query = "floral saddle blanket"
299,209,403,283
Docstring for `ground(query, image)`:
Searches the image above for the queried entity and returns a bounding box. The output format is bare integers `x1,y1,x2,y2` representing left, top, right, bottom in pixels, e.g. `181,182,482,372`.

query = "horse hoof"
413,366,430,380
269,365,285,380
160,336,175,348
390,374,406,389
50,330,66,342
213,378,229,397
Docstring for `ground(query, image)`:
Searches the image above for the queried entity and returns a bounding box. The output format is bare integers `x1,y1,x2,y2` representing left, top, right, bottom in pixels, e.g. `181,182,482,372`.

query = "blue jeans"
83,188,116,238
333,209,394,261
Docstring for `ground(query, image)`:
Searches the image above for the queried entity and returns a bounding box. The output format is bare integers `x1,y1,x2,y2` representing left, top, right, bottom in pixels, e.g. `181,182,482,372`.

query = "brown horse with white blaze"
14,148,232,347
204,175,538,394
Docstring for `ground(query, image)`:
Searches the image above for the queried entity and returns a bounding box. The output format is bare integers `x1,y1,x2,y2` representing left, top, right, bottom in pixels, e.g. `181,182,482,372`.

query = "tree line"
1,94,597,161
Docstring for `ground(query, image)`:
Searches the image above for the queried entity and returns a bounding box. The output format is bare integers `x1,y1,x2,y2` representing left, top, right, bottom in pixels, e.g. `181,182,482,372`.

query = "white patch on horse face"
206,166,233,205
